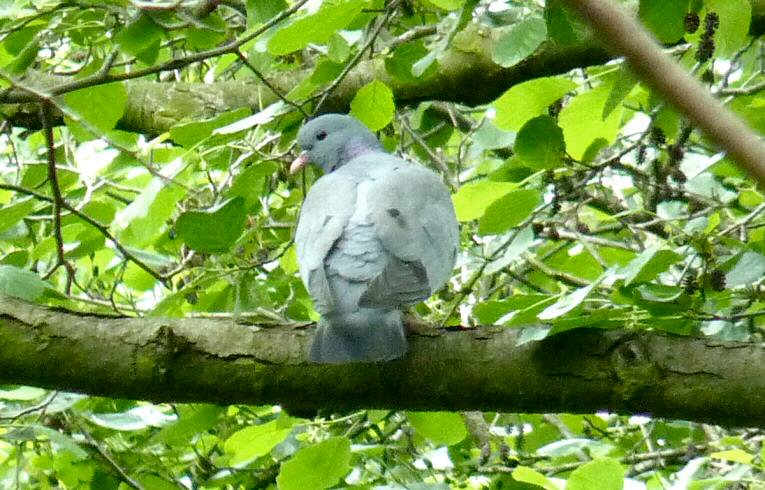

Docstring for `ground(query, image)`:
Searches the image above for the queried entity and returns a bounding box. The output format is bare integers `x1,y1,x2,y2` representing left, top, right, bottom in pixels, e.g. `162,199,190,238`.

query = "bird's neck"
339,137,383,165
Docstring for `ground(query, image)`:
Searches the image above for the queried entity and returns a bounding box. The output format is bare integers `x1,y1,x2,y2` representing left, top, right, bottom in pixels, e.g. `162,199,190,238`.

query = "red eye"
316,131,327,141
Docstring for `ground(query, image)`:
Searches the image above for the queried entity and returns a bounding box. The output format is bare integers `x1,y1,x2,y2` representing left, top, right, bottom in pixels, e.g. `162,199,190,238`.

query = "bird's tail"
309,309,406,364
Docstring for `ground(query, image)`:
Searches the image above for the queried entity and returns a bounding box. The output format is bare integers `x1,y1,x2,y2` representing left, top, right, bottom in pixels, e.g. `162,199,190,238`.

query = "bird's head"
290,114,382,174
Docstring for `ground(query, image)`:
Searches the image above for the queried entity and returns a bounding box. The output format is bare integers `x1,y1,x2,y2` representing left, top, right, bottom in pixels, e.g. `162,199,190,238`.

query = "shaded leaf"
176,198,247,253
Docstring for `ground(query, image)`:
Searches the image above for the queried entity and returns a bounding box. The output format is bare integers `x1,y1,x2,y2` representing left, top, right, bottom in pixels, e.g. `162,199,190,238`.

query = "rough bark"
1,294,763,427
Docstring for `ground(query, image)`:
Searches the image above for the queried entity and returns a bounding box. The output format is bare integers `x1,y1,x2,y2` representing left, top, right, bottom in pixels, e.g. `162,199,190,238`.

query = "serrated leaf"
711,449,754,465
151,405,224,446
65,82,128,133
567,458,624,490
170,108,251,148
114,13,163,62
277,437,351,490
538,279,601,320
452,180,516,221
385,40,438,82
349,80,395,131
620,246,681,286
33,426,88,460
0,197,36,233
514,115,565,170
512,466,558,490
478,189,541,235
423,0,465,9
545,0,588,45
492,16,547,68
176,198,247,253
559,83,624,160
213,102,287,135
225,419,293,466
0,265,56,302
6,35,38,74
639,0,689,43
406,412,467,445
702,0,751,57
267,1,365,55
726,251,765,287
494,77,576,131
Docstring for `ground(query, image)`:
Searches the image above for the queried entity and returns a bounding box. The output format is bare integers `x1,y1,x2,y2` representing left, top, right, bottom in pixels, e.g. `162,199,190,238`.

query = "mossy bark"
1,294,763,427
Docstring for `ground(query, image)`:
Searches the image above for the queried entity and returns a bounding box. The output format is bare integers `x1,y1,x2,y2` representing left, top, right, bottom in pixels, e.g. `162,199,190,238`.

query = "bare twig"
39,101,75,292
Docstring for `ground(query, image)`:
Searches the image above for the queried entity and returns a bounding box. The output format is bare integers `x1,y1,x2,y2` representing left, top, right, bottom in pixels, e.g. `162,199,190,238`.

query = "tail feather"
309,310,406,364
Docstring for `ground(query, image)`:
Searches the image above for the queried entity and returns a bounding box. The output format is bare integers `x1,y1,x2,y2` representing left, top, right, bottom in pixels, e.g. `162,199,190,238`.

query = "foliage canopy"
1,0,765,488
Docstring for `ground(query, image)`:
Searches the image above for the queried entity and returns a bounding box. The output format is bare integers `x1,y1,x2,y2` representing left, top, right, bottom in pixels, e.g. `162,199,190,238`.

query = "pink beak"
290,151,310,174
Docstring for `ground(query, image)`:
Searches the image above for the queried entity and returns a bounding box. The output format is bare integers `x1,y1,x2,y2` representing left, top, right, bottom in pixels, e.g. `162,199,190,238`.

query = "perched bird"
291,114,459,364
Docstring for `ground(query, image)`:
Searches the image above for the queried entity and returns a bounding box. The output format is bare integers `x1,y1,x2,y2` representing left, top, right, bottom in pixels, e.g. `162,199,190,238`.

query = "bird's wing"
294,173,357,313
359,157,459,308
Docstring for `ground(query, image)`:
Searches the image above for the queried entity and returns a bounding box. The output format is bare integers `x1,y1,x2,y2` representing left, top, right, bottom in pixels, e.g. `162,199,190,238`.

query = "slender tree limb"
561,0,765,185
1,294,764,428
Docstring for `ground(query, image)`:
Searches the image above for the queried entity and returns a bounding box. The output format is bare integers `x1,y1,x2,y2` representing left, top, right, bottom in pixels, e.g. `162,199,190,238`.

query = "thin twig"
235,49,308,117
0,183,167,284
39,101,74,292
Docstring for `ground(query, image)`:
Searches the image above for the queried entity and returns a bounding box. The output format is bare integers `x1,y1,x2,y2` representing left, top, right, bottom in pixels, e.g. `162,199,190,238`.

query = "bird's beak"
290,151,310,174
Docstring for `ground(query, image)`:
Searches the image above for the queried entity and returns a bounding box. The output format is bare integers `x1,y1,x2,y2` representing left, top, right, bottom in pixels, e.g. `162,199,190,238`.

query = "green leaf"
267,0,365,55
349,80,395,131
0,265,56,302
114,13,163,63
64,82,128,133
423,0,465,9
478,189,542,235
512,466,558,490
620,246,682,286
452,180,516,221
150,405,224,446
33,426,88,460
491,16,547,68
277,437,351,490
602,68,637,119
87,406,175,431
0,197,36,233
407,412,467,445
545,0,589,45
711,449,754,465
514,115,565,170
493,77,576,131
538,279,602,320
559,83,624,160
176,198,247,253
567,458,625,490
248,0,288,26
6,35,39,74
115,159,188,248
385,40,438,82
726,251,765,287
0,386,46,400
225,419,293,466
703,0,751,57
170,108,251,148
639,0,689,43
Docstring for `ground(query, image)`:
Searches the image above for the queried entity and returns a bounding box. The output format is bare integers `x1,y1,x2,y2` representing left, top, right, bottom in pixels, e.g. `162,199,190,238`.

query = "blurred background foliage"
1,0,765,488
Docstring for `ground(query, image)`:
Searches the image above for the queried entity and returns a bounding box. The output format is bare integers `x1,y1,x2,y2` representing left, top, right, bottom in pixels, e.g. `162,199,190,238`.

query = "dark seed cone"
684,12,700,33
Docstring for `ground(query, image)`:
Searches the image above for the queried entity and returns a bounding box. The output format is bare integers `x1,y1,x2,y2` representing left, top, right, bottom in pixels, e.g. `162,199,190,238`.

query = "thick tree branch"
1,294,763,427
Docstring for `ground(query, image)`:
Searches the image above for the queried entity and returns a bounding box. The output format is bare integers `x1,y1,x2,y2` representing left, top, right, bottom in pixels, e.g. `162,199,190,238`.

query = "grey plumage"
292,114,459,363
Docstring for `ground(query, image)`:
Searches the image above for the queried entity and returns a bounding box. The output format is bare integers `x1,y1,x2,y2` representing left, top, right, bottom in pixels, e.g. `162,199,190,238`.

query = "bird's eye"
316,131,327,141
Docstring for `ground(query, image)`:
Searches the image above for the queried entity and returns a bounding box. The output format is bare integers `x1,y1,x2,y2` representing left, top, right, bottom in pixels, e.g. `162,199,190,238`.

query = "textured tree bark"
1,294,763,427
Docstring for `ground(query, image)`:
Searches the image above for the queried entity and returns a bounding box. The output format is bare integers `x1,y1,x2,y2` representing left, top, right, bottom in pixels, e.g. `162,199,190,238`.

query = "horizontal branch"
1,294,763,427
